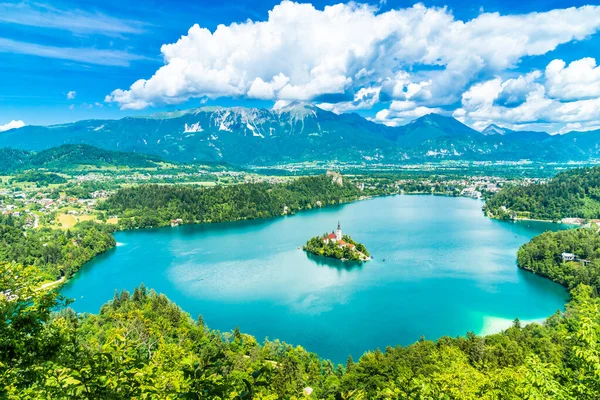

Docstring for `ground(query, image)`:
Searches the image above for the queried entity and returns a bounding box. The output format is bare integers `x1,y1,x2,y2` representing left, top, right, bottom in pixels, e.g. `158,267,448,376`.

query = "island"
303,222,371,261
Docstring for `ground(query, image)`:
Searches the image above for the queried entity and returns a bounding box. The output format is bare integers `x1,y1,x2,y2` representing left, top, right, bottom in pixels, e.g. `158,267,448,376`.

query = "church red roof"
326,232,337,239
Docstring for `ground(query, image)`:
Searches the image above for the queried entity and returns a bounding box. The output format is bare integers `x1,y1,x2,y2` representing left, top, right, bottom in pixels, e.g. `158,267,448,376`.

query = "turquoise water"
61,195,569,363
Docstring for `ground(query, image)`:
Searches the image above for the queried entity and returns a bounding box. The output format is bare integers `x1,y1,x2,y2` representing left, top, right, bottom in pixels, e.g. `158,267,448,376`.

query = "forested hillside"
27,144,165,170
9,171,67,185
0,222,115,280
100,175,366,229
0,144,167,174
517,228,600,291
485,167,600,220
0,148,31,172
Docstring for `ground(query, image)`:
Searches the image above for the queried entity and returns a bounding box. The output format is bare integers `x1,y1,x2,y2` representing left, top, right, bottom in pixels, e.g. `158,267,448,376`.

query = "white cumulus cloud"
67,90,76,100
106,2,600,110
545,58,600,100
373,101,443,126
455,58,600,132
318,86,381,114
0,120,25,132
248,73,290,100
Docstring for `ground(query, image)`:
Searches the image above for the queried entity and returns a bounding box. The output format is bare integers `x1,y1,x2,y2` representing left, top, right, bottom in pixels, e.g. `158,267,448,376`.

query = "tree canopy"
0,222,115,280
517,227,600,292
100,175,367,229
486,167,600,220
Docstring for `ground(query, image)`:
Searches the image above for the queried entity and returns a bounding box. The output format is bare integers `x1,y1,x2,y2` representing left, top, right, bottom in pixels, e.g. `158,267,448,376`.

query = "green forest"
100,175,368,229
486,167,600,221
0,148,30,173
0,144,166,174
303,234,370,261
10,171,68,185
517,227,600,292
0,221,115,280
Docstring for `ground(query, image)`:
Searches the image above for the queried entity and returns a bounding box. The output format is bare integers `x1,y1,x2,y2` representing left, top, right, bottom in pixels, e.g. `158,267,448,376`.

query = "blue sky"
0,0,599,133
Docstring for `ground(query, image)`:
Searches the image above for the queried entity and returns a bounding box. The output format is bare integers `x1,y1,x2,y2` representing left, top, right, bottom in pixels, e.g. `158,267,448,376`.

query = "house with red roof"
323,232,337,244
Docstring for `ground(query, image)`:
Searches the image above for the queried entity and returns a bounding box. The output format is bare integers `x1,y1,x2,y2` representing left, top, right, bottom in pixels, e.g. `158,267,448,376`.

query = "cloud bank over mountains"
453,59,600,133
0,120,25,132
105,1,600,133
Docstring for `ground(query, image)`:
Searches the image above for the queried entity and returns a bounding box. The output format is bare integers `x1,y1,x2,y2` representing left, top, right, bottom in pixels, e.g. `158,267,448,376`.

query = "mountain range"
1,103,599,165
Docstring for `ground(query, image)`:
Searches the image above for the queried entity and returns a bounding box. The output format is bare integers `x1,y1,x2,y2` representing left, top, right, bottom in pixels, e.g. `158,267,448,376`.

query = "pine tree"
346,355,354,370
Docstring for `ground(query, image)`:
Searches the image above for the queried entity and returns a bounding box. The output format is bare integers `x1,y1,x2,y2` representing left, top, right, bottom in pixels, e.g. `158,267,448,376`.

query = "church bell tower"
336,221,342,241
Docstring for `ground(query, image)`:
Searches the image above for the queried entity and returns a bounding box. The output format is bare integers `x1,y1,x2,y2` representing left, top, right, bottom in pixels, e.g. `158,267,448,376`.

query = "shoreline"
301,248,371,263
514,217,560,223
478,315,547,336
489,214,588,226
37,277,65,291
106,191,483,232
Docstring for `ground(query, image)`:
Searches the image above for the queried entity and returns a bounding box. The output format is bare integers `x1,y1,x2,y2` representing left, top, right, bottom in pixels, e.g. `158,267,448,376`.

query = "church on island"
323,222,356,251
304,222,370,261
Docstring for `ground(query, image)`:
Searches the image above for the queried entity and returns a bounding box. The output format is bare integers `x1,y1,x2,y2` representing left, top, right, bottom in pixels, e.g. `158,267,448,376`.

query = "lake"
61,195,569,363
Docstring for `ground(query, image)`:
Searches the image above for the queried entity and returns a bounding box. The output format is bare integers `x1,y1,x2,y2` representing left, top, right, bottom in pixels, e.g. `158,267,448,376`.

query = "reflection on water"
304,251,365,271
61,195,570,363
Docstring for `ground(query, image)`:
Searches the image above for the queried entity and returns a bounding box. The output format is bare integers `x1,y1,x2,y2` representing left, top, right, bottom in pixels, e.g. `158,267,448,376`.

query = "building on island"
561,252,591,266
337,240,355,250
323,222,342,244
308,221,369,261
324,232,337,244
322,222,356,250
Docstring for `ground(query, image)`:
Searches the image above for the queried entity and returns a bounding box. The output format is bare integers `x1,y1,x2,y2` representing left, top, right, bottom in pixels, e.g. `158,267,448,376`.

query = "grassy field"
55,213,97,229
179,181,218,186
